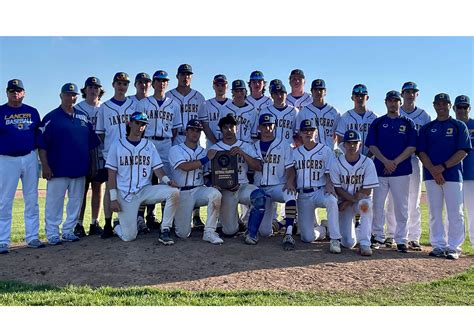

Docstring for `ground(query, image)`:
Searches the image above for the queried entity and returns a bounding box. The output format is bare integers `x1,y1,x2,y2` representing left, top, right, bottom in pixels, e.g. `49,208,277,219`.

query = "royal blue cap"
259,113,276,125
352,84,368,95
343,130,361,142
113,72,130,83
177,64,193,74
84,77,102,87
186,119,204,130
130,111,149,124
250,70,264,81
61,83,79,94
270,82,287,94
434,93,451,104
385,90,402,101
269,79,283,88
213,74,227,83
299,119,316,130
153,70,169,80
135,72,151,82
290,69,305,78
311,79,326,89
454,95,470,107
232,79,246,90
401,81,419,92
7,79,24,90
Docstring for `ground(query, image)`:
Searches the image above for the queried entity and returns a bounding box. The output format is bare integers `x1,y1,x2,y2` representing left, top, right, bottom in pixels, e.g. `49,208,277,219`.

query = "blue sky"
1,37,472,118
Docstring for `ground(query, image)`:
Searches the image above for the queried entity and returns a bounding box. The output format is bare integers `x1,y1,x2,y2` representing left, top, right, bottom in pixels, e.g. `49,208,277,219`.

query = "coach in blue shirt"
38,83,100,245
366,90,417,253
418,93,471,260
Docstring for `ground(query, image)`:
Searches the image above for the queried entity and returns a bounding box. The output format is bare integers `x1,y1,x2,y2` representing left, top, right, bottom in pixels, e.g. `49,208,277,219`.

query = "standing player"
286,69,312,110
96,72,139,238
295,79,341,150
418,93,471,259
0,79,44,254
74,77,106,238
330,130,379,256
199,74,232,147
384,82,431,250
128,72,151,103
106,112,180,244
366,90,417,253
292,119,342,253
38,83,100,245
246,71,273,114
168,119,224,244
453,95,474,248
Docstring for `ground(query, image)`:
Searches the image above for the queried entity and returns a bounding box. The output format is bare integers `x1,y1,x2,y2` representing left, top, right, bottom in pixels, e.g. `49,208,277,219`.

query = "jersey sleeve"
406,118,418,148
105,142,118,171
37,114,53,150
329,158,342,188
135,98,146,113
88,122,101,150
333,110,342,135
364,118,378,148
149,142,163,170
362,158,379,189
335,114,346,137
324,148,335,174
172,101,183,129
242,142,261,160
198,100,209,122
284,144,294,169
95,105,105,134
417,125,428,153
294,110,304,133
251,113,259,138
168,145,186,169
457,121,473,152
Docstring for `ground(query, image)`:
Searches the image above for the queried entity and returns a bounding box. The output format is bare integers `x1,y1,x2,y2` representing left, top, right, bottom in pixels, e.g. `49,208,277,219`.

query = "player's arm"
369,145,397,173
171,128,178,142
107,168,122,212
153,167,178,187
202,122,217,144
229,146,263,171
38,149,52,180
393,146,416,166
324,173,336,196
283,166,296,194
418,151,445,185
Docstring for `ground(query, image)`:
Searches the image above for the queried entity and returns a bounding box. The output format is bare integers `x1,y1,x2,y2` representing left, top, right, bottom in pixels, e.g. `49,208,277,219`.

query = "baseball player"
249,113,298,250
330,130,379,256
198,74,233,148
286,69,312,110
96,72,139,238
292,119,342,253
208,115,264,240
74,77,106,238
246,71,273,114
38,83,100,245
453,95,474,248
295,79,341,150
384,82,431,250
128,72,151,103
105,112,180,244
366,90,417,252
168,119,224,244
418,93,471,259
0,79,44,254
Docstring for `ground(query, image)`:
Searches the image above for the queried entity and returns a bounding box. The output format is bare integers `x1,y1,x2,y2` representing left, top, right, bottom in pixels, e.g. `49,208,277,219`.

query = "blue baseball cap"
259,113,276,125
385,90,402,101
454,95,470,107
84,77,102,87
270,82,287,94
135,72,151,83
343,130,361,142
311,79,326,90
249,70,264,81
232,79,246,90
213,74,227,83
61,83,79,95
130,111,149,124
113,72,130,83
7,79,24,91
177,64,193,74
401,81,419,92
290,69,305,78
352,84,368,95
186,119,203,130
269,79,283,88
153,70,169,81
299,119,316,131
434,93,451,104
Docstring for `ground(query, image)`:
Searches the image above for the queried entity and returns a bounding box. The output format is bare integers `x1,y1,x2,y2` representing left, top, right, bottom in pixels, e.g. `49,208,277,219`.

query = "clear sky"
0,36,472,118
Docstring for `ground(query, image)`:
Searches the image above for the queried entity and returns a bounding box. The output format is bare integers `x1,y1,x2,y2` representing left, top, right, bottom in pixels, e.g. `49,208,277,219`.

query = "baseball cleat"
408,240,422,251
396,243,408,253
192,216,205,230
244,234,258,245
73,223,86,238
329,239,341,254
48,235,62,246
203,231,224,245
272,220,282,234
446,249,459,260
282,234,295,251
137,216,150,234
146,215,161,231
158,229,174,245
428,247,446,258
88,222,103,236
27,239,45,249
62,232,80,242
100,224,114,239
370,235,383,249
320,219,329,239
0,243,9,254
360,245,373,256
238,219,247,233
384,237,395,248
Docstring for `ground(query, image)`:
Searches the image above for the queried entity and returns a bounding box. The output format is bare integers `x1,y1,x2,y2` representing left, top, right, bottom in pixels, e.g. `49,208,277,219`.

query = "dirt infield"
1,230,472,291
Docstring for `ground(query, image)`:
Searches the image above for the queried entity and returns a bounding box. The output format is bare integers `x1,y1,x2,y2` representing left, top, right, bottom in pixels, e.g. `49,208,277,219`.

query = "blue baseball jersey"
365,115,417,177
0,103,41,156
461,118,474,180
418,117,472,182
37,106,100,178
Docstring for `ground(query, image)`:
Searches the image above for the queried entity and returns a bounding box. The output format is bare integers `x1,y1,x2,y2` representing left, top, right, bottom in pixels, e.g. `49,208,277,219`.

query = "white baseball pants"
220,183,258,235
44,177,86,240
339,199,373,248
463,180,474,248
0,151,40,245
114,184,179,241
259,184,295,237
297,189,341,243
372,175,410,244
174,186,222,238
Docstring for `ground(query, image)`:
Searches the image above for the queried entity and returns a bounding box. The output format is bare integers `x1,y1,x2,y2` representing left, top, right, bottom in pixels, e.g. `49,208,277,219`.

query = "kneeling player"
330,130,379,256
105,112,179,243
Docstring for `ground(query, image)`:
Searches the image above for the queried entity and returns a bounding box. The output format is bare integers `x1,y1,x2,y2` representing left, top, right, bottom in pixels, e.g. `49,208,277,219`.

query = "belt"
180,186,199,191
147,136,170,141
297,186,323,193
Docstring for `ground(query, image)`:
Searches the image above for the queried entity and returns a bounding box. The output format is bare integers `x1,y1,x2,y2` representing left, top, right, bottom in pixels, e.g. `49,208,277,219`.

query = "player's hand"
383,160,397,173
283,182,296,195
433,173,446,185
325,183,336,197
431,164,445,176
207,149,217,160
338,200,352,211
168,180,179,188
42,164,53,180
111,200,122,212
229,146,244,156
355,191,369,201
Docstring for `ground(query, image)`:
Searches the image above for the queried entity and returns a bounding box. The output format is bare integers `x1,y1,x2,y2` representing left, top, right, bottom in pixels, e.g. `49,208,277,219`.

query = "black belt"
147,136,170,141
297,186,323,193
180,186,199,191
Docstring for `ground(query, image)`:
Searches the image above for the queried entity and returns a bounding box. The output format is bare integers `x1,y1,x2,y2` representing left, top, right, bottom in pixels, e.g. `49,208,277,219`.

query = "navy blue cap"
259,113,276,125
61,83,79,95
343,130,361,142
113,72,130,83
352,84,368,95
454,95,470,107
401,81,419,92
269,79,283,88
135,72,151,83
270,82,287,94
130,111,149,124
311,79,326,90
290,69,305,78
218,114,238,128
232,79,246,90
7,79,24,90
177,64,193,74
84,77,102,87
434,93,451,104
186,119,203,130
153,70,169,80
385,90,402,101
250,70,264,81
299,119,316,131
213,74,227,83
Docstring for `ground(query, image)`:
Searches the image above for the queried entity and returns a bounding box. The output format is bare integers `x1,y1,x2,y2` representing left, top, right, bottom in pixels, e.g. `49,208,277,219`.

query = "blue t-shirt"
37,106,100,178
365,114,417,177
461,118,474,180
418,117,472,182
0,103,41,156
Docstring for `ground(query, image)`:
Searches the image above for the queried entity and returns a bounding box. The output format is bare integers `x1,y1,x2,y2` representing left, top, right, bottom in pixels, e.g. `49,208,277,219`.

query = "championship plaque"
211,151,239,190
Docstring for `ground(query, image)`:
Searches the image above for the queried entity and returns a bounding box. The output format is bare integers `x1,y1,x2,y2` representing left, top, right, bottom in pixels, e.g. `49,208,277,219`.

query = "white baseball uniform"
462,118,474,248
220,102,259,143
259,104,299,145
330,154,379,248
105,138,179,241
198,97,233,148
286,92,312,110
168,142,222,238
336,109,378,155
246,95,273,115
293,143,342,242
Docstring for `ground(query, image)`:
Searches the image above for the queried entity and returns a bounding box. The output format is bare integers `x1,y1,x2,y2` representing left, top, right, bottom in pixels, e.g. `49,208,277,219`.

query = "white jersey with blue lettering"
254,138,294,186
246,95,273,115
168,143,207,187
198,97,233,143
330,154,379,195
136,96,182,138
286,92,312,110
75,100,100,128
295,103,341,149
166,88,206,137
293,143,335,189
259,104,299,144
336,109,378,155
220,102,258,143
400,106,431,132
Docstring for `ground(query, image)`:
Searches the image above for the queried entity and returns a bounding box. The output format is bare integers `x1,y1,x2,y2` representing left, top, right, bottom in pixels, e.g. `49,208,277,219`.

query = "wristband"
162,175,170,185
199,156,209,165
442,162,448,169
110,189,118,201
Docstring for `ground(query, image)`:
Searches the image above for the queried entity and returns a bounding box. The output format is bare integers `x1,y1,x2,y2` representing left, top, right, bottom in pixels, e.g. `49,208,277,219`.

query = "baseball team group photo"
1,36,473,307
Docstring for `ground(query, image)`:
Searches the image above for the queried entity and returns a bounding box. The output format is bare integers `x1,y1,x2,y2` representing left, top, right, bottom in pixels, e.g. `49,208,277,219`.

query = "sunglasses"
131,113,148,121
455,105,470,110
8,89,23,93
115,81,129,86
352,87,368,94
